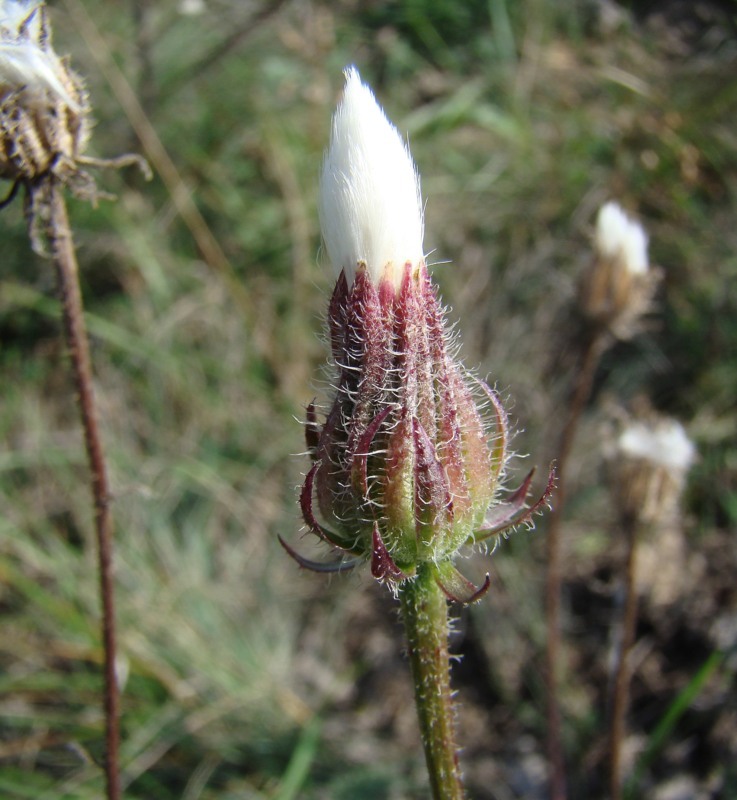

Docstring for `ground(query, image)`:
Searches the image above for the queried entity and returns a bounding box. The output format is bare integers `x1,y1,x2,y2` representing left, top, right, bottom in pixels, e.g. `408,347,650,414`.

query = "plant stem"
544,330,607,800
609,513,640,800
46,178,121,800
399,563,464,800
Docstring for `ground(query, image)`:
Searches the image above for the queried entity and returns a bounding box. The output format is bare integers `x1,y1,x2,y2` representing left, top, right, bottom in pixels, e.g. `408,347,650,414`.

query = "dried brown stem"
45,178,121,800
609,514,640,800
545,329,608,800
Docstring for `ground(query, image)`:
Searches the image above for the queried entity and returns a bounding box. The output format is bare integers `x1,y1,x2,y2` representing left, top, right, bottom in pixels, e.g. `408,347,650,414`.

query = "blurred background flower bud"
0,0,90,183
614,413,696,525
578,201,659,338
283,68,552,601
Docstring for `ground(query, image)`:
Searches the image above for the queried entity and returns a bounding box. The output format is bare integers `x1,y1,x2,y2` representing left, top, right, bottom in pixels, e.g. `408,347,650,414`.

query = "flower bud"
318,66,424,291
578,201,658,338
614,414,696,525
281,68,553,601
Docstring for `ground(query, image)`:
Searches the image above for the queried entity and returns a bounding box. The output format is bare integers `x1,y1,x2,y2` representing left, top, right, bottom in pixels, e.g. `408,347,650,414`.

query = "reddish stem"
545,331,607,800
46,179,121,800
609,514,640,800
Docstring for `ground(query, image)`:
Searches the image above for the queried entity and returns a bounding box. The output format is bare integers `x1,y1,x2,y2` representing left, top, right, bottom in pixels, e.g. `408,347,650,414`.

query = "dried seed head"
0,0,90,183
0,1,150,254
578,201,659,338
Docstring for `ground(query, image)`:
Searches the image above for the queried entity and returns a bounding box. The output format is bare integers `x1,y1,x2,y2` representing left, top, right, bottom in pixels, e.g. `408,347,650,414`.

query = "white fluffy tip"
618,418,696,474
319,66,424,287
596,201,649,275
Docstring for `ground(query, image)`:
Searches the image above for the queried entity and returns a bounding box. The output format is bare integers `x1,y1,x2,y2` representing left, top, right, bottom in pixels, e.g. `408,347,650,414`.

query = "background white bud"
614,415,696,525
595,201,649,275
319,66,424,288
617,418,696,476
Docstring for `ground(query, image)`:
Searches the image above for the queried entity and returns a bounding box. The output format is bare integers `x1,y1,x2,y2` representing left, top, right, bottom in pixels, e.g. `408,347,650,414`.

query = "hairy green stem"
399,564,464,800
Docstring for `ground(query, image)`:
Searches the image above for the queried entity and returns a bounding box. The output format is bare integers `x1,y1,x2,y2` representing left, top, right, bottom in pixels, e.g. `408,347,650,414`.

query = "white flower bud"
319,66,424,288
618,418,696,476
614,415,696,525
595,201,648,275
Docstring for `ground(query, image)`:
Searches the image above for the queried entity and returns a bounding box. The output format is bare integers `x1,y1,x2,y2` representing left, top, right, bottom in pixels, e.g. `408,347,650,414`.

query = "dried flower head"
578,201,658,338
281,67,553,602
0,0,149,250
0,0,90,183
615,414,696,524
